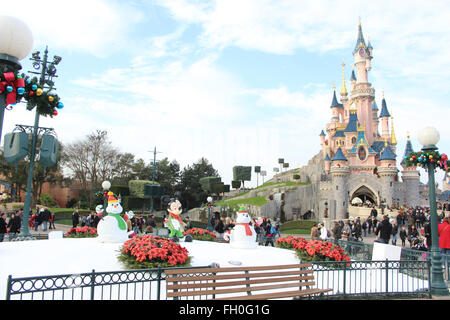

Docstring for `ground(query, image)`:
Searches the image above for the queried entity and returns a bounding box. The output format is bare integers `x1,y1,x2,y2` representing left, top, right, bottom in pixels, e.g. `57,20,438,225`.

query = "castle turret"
330,145,350,219
378,140,397,207
324,153,331,173
320,130,327,157
351,20,375,146
379,94,390,139
401,133,420,207
330,87,344,122
372,100,379,139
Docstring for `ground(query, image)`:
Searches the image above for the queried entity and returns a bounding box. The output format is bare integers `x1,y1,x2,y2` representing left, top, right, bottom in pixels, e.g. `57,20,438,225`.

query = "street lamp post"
18,46,62,239
102,181,111,216
207,196,213,232
417,126,449,296
0,16,33,146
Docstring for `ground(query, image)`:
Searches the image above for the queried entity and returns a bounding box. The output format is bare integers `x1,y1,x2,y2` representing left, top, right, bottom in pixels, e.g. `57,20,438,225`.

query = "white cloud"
4,0,145,57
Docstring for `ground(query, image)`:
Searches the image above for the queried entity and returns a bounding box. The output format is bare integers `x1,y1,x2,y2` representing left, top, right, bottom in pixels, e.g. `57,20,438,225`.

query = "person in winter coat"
72,210,80,228
49,212,55,230
408,225,419,248
423,220,432,249
214,217,225,239
318,223,329,241
7,212,21,234
310,223,320,240
438,217,450,255
332,221,342,240
376,215,392,244
0,212,7,242
391,220,399,246
399,225,407,247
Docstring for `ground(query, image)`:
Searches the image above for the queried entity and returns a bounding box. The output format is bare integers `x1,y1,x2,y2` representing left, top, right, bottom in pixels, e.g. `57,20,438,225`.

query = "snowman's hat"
107,191,118,204
238,206,247,214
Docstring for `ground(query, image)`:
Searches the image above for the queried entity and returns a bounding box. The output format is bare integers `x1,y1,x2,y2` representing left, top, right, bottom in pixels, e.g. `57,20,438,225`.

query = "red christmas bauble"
53,110,58,116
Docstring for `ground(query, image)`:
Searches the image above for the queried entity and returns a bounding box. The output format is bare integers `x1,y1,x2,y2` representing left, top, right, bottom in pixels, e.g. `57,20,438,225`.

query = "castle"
315,20,428,220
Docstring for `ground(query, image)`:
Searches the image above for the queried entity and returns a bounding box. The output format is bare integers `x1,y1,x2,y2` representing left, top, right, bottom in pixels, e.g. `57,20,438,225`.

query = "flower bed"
275,236,351,263
183,228,216,242
118,235,190,269
65,226,97,238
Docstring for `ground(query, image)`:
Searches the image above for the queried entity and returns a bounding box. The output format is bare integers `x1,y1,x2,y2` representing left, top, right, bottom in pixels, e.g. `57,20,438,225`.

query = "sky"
2,0,450,189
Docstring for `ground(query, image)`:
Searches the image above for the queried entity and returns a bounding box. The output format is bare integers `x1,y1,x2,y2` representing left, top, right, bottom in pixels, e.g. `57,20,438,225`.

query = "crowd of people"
0,208,58,241
326,205,450,254
210,212,281,246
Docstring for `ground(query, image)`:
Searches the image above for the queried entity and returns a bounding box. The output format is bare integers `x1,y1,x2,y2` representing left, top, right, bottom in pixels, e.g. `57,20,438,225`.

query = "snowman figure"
97,191,129,243
230,207,257,249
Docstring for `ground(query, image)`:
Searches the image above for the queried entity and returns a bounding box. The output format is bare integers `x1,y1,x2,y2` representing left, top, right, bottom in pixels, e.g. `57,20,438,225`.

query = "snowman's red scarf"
236,223,252,236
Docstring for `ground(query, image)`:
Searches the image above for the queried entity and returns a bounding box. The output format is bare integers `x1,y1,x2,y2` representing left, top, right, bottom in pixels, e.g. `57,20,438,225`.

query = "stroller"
410,237,427,252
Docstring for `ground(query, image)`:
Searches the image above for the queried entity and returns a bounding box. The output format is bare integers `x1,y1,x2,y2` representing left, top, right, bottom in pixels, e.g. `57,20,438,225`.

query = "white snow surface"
0,237,298,300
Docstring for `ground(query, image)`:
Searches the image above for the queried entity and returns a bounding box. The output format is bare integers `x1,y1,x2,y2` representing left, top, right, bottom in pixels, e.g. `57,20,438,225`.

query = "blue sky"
3,0,450,189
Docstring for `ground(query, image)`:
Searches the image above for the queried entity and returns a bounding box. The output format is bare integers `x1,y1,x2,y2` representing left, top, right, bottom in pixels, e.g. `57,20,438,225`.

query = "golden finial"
332,81,336,90
340,61,348,96
390,114,397,145
384,136,388,147
407,130,410,140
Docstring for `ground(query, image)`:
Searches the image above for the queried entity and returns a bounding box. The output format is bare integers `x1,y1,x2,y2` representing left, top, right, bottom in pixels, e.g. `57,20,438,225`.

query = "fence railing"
331,238,449,282
311,260,431,299
6,260,431,300
5,266,210,300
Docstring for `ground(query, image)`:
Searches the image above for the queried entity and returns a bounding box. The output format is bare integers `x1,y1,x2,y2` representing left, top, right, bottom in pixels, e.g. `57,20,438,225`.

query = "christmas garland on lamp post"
0,72,64,117
404,151,449,172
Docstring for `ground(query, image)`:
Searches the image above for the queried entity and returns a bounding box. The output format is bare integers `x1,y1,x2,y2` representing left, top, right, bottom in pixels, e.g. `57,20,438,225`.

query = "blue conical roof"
351,69,357,81
344,111,358,132
401,138,414,165
331,147,347,161
380,143,396,161
353,22,367,54
330,90,343,108
372,100,379,111
324,154,331,161
319,130,326,136
379,98,390,118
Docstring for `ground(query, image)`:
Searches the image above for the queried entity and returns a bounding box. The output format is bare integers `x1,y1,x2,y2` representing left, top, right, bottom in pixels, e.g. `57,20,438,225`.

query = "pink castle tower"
351,20,376,146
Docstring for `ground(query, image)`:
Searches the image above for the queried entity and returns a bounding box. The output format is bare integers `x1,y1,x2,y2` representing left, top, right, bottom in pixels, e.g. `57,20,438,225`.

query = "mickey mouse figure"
165,198,192,243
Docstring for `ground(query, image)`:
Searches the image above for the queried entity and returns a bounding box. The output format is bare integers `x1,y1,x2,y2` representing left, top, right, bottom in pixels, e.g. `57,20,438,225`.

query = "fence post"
342,262,347,296
90,269,96,300
157,266,162,300
385,259,389,294
6,275,12,300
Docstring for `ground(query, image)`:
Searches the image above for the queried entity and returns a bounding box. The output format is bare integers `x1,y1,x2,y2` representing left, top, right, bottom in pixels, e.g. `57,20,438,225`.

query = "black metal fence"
6,260,432,300
5,266,209,300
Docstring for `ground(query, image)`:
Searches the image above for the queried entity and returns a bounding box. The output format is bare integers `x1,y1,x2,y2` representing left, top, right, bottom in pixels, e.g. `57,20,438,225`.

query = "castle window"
352,137,356,145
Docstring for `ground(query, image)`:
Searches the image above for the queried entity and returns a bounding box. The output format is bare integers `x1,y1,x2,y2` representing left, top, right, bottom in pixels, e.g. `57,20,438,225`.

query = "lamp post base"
430,250,449,296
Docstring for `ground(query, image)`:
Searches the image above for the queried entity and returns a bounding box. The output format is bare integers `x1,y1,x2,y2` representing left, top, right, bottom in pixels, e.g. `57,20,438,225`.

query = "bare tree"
62,130,120,208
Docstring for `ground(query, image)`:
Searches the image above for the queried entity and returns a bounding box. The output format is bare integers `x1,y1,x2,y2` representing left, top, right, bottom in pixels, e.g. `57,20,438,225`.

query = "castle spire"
353,18,367,54
401,131,415,165
390,115,397,145
340,61,348,96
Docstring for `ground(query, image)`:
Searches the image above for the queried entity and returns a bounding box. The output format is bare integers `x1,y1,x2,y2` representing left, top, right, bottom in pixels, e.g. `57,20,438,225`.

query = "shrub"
183,228,216,241
66,226,98,238
39,193,56,207
118,235,190,269
275,236,351,263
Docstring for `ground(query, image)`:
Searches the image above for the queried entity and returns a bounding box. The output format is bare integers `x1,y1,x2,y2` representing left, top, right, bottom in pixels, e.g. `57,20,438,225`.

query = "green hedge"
280,220,316,231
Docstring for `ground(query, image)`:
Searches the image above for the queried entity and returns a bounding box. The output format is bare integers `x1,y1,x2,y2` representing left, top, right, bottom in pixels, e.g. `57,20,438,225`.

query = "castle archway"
351,185,377,205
